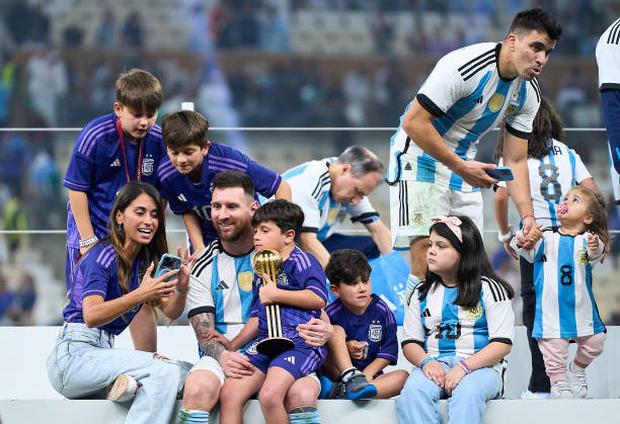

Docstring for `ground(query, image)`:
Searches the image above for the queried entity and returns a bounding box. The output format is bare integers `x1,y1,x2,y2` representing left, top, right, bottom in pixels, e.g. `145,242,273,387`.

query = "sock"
178,408,210,424
289,406,321,424
570,361,586,372
339,367,357,382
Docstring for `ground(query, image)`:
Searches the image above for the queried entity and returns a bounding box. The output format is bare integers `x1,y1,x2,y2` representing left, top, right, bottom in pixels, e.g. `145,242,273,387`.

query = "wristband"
419,356,436,369
79,236,98,249
458,360,472,374
497,226,514,243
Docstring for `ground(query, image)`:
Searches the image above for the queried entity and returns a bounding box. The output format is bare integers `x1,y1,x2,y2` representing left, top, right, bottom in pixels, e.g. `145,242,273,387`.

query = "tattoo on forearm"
189,312,225,361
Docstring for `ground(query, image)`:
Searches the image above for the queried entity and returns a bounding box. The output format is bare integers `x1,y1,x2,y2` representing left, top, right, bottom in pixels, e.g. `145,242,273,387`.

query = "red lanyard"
116,117,144,182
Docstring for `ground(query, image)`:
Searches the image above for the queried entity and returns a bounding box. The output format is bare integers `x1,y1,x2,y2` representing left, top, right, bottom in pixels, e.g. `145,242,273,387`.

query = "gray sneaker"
550,380,573,399
567,363,588,399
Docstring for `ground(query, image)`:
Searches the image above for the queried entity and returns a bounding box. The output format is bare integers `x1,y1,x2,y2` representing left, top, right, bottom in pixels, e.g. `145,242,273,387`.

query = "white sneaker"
567,362,588,399
520,390,551,400
550,381,573,399
106,374,139,402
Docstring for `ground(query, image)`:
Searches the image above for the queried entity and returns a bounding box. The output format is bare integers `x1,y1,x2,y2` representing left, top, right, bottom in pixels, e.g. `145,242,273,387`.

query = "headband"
431,216,463,243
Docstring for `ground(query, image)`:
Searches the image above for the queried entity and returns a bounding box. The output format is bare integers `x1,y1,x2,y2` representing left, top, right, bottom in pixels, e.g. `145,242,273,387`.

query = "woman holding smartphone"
47,181,194,424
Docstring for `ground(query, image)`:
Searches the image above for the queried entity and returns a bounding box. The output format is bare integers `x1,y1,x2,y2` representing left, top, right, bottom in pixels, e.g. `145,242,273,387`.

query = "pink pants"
538,333,606,384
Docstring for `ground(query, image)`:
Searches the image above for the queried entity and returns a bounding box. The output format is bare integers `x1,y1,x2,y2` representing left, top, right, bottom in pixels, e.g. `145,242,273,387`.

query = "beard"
215,221,244,242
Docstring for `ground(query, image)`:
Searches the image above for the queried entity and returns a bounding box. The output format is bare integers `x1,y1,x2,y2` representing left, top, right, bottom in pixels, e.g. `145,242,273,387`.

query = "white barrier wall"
1,326,620,400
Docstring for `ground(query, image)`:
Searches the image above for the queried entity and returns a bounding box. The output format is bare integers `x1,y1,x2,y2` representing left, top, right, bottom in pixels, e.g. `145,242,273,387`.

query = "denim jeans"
396,355,502,424
47,323,185,424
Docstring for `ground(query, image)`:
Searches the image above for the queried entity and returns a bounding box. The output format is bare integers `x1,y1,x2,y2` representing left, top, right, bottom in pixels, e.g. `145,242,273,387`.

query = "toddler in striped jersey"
512,186,609,398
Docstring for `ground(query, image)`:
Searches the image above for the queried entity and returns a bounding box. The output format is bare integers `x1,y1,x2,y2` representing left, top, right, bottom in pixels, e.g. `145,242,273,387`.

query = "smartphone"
155,253,182,282
485,167,514,181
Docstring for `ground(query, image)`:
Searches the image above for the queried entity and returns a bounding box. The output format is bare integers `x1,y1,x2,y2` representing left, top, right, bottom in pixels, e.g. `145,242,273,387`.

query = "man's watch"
498,227,514,243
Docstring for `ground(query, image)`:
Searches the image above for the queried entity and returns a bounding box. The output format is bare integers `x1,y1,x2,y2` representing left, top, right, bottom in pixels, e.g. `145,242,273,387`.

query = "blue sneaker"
319,375,346,399
342,370,377,400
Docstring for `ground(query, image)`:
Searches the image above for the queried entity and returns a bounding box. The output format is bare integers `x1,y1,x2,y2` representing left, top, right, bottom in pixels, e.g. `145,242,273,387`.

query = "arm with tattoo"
188,312,226,361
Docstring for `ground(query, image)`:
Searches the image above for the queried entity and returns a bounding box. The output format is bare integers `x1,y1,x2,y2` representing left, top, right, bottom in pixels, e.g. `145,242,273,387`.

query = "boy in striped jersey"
511,186,609,399
397,216,514,424
388,8,561,282
158,110,290,254
596,18,620,204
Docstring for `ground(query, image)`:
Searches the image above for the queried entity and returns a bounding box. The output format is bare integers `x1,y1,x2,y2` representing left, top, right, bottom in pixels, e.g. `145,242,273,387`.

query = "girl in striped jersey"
494,97,599,399
397,216,514,424
511,186,609,399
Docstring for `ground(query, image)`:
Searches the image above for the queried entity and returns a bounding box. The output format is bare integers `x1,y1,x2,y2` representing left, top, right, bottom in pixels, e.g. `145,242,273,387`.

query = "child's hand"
346,340,367,360
443,365,467,395
422,359,446,388
586,233,600,251
258,273,280,304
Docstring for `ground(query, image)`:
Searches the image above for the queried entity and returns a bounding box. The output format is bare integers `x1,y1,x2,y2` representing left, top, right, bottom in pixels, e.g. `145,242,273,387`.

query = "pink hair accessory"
431,216,463,243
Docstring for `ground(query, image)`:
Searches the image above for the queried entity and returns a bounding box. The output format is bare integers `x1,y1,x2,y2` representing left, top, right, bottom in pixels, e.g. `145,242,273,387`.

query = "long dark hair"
417,216,514,309
493,97,565,161
107,181,168,293
571,186,610,252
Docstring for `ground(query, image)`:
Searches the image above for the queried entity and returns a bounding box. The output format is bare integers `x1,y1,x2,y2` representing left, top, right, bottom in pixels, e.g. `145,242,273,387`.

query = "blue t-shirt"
325,294,398,370
64,113,167,250
63,242,142,335
158,142,282,245
251,247,328,347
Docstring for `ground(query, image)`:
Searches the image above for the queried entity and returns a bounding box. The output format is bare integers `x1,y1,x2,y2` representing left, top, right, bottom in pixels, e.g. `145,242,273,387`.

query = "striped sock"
178,408,210,423
289,406,320,424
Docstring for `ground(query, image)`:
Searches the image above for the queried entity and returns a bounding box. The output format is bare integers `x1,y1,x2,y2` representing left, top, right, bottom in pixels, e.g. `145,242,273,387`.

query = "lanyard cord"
116,117,144,182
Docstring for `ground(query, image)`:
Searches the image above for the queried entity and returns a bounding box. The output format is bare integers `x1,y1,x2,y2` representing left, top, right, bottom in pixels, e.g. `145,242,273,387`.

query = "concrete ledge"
2,399,620,424
3,326,620,400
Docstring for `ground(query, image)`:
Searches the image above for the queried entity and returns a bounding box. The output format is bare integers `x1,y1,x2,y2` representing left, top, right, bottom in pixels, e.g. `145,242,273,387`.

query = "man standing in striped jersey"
387,8,561,281
596,17,620,204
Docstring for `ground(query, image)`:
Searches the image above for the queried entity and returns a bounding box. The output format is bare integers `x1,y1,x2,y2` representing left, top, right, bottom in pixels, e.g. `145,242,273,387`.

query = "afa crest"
368,323,383,342
577,249,588,266
142,158,154,176
466,302,483,320
238,272,254,292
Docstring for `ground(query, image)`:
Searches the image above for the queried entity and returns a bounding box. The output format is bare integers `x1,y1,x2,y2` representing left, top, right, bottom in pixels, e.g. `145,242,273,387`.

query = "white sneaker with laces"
106,374,139,402
520,390,551,400
567,362,588,399
550,381,573,399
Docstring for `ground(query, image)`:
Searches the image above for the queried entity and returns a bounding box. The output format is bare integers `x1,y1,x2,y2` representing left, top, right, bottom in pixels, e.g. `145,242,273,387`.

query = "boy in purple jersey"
158,110,291,253
219,200,326,424
322,249,408,399
63,69,167,297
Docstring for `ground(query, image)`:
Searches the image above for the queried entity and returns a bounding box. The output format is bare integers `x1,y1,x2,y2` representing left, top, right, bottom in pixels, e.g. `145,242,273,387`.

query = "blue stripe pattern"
419,295,428,352
438,287,459,355
558,235,576,338
533,241,546,338
211,256,226,335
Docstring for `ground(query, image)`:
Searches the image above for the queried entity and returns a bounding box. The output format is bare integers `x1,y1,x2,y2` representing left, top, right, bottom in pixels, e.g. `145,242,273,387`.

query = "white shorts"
390,180,483,249
188,355,225,386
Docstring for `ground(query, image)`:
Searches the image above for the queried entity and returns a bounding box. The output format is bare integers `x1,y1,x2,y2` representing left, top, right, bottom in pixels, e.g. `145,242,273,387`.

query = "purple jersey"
64,113,167,249
325,294,398,370
251,247,328,348
157,142,281,245
63,242,142,335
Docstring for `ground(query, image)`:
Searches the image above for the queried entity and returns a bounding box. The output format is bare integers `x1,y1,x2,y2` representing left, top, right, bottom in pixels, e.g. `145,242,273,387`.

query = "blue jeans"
47,323,185,424
396,355,502,424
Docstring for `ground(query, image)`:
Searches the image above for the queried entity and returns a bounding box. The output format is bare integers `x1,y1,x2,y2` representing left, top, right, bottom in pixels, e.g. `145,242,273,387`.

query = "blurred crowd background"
0,0,619,327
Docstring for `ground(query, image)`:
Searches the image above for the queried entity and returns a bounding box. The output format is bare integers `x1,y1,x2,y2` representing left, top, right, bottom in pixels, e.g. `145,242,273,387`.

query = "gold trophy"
252,249,294,357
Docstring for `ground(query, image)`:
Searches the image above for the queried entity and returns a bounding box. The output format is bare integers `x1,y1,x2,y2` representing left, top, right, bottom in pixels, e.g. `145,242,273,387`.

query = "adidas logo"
110,158,121,167
404,162,412,171
423,308,431,317
283,356,296,365
216,280,229,290
475,96,484,104
177,194,187,202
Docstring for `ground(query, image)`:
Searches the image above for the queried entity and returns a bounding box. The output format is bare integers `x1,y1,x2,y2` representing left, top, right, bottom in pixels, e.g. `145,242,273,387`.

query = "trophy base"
256,337,295,358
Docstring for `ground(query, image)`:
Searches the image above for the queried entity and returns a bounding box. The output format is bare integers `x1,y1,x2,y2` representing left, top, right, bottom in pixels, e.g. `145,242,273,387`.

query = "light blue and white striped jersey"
187,240,256,340
498,139,591,228
283,158,379,240
388,42,540,192
512,231,606,339
402,277,514,373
